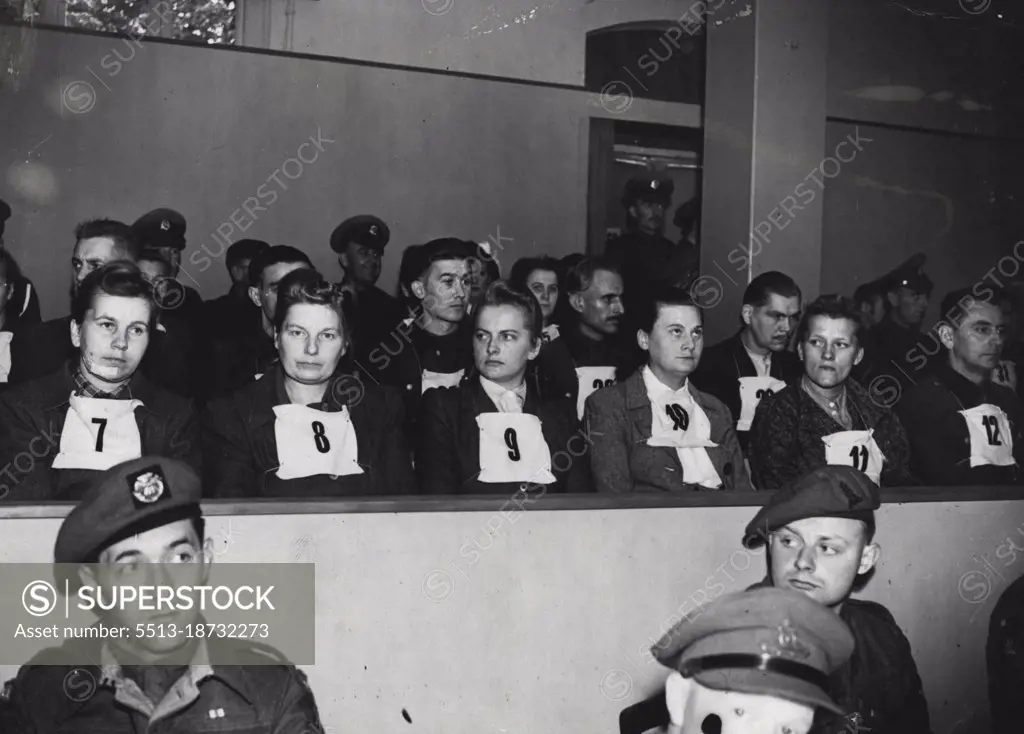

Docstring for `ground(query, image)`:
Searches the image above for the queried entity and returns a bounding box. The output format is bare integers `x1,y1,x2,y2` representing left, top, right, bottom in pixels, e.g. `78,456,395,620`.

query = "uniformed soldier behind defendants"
745,465,932,733
691,271,803,454
642,587,855,734
0,456,323,733
129,208,204,330
416,280,589,495
332,215,405,347
896,288,1022,486
204,269,415,497
535,256,634,421
858,254,933,388
204,238,269,340
0,262,200,500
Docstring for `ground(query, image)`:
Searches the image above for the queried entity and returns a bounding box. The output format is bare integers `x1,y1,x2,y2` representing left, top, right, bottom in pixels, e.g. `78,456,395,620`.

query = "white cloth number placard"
421,368,464,394
737,376,787,431
52,396,144,470
992,361,1018,391
273,404,363,479
476,413,556,484
0,331,12,383
575,366,617,420
960,404,1016,468
646,395,722,489
822,429,885,484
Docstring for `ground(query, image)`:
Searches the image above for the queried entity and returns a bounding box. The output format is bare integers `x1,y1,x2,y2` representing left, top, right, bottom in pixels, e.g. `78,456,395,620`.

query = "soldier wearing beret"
331,215,405,355
744,466,932,734
0,261,200,500
895,288,1023,486
0,456,323,733
857,254,933,390
129,208,205,332
621,466,932,734
0,197,42,329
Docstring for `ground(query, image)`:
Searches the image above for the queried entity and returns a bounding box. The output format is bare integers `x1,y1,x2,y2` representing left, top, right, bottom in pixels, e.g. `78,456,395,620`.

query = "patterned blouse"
749,377,919,489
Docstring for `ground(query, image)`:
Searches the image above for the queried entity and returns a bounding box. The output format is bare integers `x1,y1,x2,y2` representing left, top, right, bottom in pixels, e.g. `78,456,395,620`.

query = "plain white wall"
0,500,1021,734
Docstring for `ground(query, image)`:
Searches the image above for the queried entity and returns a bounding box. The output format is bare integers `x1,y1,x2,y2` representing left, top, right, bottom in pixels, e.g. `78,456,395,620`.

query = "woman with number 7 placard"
748,295,918,489
585,286,751,493
415,280,590,495
202,268,415,497
0,262,200,500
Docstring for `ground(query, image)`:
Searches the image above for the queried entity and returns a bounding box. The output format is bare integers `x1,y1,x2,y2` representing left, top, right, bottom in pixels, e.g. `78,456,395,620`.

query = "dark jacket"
206,327,279,404
584,369,752,492
0,365,199,500
347,284,407,356
749,379,918,489
9,276,41,326
619,591,932,734
690,330,803,453
534,326,641,417
203,366,415,498
8,316,197,399
858,316,933,391
896,361,1024,486
988,572,1024,734
415,376,591,494
0,636,321,734
605,230,700,295
359,318,474,442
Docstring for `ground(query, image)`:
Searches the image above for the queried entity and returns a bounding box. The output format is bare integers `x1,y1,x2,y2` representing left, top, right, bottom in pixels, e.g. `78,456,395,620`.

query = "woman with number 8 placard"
415,281,590,494
749,295,917,489
202,269,415,497
585,286,751,492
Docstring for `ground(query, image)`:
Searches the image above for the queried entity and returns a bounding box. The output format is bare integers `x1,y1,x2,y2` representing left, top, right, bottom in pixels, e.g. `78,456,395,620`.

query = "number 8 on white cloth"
273,404,364,479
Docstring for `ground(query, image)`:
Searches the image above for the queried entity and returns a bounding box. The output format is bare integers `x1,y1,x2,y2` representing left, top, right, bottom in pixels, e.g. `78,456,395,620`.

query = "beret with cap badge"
130,208,187,251
54,456,202,567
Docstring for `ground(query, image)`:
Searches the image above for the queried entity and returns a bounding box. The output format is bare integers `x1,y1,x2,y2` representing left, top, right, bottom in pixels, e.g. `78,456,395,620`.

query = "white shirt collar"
641,365,693,402
478,374,526,411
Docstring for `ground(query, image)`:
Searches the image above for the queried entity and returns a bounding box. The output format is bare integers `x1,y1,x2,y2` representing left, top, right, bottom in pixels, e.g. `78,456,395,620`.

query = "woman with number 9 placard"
749,295,917,489
585,287,751,492
415,281,590,494
202,269,414,497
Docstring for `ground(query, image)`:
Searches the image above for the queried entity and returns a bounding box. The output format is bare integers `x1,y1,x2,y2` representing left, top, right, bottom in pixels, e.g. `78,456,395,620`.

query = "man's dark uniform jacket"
345,284,407,359
8,315,196,398
0,365,199,500
859,316,929,391
618,581,933,734
415,375,590,494
988,572,1024,734
690,330,803,452
202,366,415,497
0,635,321,734
206,325,279,404
895,360,1023,486
749,379,919,489
605,230,699,296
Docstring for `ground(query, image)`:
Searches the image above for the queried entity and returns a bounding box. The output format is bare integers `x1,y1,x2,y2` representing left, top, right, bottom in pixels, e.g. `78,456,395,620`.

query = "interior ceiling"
881,0,1023,26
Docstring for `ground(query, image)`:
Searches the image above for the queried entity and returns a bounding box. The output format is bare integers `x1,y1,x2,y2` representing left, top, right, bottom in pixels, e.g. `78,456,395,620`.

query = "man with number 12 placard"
896,288,1023,485
0,263,199,500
